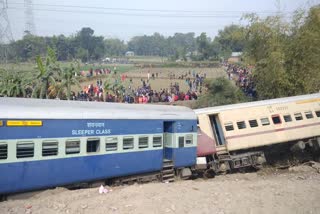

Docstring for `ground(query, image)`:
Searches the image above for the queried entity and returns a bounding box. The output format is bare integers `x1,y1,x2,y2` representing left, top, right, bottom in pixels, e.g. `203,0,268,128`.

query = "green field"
1,62,135,74
128,56,168,63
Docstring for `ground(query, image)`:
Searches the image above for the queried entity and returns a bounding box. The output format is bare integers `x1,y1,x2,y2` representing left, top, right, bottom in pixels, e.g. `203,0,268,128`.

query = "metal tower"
0,0,13,63
24,0,36,35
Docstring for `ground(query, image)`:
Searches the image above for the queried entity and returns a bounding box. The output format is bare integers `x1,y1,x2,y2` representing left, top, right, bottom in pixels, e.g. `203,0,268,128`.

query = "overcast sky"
7,0,320,41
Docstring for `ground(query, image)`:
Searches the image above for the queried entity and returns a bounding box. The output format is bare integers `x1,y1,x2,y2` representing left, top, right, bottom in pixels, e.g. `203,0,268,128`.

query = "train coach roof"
0,98,196,120
194,93,320,115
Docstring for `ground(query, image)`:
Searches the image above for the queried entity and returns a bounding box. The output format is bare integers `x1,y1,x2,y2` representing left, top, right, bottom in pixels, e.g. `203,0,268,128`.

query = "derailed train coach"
195,93,320,174
1,93,320,195
0,98,197,195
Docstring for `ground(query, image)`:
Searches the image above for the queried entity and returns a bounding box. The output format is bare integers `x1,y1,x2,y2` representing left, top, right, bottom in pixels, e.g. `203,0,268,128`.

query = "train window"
294,113,303,121
138,136,149,149
260,117,270,126
186,134,193,145
106,137,118,151
272,115,282,124
283,114,292,122
316,110,320,117
123,137,134,150
87,138,100,153
249,119,258,128
0,144,8,160
305,111,314,119
153,136,162,147
179,136,185,148
66,140,80,154
224,122,234,131
237,121,246,129
42,141,58,156
17,142,34,158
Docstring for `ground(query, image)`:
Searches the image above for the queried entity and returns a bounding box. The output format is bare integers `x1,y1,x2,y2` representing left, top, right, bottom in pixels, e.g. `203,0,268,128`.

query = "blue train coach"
0,98,197,195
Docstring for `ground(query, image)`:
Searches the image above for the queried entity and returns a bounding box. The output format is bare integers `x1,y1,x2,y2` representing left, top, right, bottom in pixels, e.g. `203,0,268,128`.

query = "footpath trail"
1,165,320,214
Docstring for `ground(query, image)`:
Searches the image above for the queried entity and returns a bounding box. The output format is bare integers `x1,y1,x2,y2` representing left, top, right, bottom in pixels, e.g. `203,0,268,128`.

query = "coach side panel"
219,100,320,151
0,119,168,194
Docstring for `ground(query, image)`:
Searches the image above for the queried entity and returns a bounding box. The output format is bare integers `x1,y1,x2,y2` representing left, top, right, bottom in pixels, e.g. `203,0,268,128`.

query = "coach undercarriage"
198,136,320,175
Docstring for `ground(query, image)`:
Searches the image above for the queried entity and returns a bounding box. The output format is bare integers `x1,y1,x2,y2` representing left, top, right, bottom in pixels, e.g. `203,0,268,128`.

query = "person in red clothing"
185,94,189,100
174,94,179,101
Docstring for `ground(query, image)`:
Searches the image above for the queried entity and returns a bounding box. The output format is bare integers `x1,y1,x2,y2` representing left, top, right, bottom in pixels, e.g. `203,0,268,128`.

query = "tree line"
1,28,243,63
242,6,320,99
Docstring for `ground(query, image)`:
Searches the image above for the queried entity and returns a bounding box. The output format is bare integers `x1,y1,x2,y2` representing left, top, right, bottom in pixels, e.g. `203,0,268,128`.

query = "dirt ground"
1,164,320,214
79,67,226,93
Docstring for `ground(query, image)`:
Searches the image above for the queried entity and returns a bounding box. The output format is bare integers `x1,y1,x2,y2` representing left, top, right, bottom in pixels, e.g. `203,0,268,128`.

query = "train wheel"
179,168,192,180
203,169,215,179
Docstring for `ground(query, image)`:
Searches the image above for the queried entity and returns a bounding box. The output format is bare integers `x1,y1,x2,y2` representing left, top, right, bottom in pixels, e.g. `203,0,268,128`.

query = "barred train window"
0,144,8,160
66,140,80,154
42,140,58,156
294,113,303,121
224,122,234,131
153,136,162,147
106,137,118,151
138,136,149,149
186,134,193,145
260,117,270,126
283,114,292,122
87,138,100,153
123,137,134,150
249,119,258,128
316,110,320,117
305,111,314,119
17,142,34,158
237,121,246,129
272,115,282,124
179,136,184,148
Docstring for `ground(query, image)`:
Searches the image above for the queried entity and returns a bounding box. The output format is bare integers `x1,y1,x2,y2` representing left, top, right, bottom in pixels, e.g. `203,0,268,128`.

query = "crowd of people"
225,63,257,98
72,68,206,104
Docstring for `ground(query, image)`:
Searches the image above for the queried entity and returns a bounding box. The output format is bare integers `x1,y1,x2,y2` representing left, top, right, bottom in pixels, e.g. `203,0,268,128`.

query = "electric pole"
24,0,36,35
0,0,13,63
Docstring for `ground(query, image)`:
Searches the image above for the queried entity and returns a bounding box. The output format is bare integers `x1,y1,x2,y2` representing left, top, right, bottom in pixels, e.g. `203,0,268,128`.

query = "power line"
8,6,294,19
7,7,242,18
9,2,295,15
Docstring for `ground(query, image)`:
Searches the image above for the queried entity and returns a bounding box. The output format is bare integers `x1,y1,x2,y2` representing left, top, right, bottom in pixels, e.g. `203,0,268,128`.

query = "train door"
209,114,225,146
163,121,175,160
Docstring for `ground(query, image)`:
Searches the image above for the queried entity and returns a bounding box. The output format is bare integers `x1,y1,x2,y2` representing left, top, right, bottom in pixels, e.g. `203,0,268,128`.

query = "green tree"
285,6,320,94
196,77,247,108
9,34,47,61
58,61,81,100
196,33,211,60
243,14,292,98
242,6,320,98
214,24,246,58
73,27,106,61
104,38,127,56
32,47,59,99
0,69,33,97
